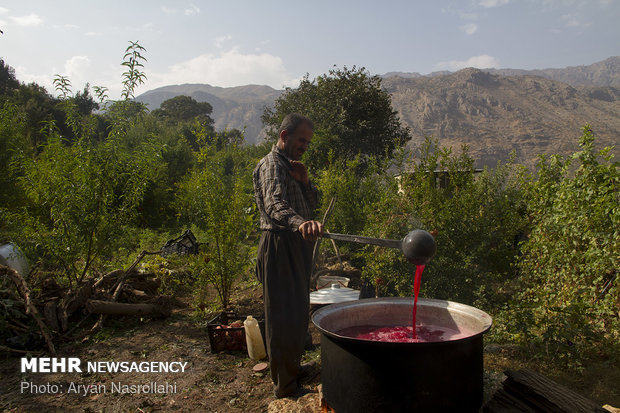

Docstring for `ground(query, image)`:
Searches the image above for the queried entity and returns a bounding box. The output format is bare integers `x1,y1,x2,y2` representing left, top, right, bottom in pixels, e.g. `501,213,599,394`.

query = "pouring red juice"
412,264,425,339
336,265,472,342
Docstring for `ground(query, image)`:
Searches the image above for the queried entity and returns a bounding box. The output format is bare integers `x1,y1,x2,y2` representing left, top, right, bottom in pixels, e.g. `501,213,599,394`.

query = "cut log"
86,299,171,318
57,305,68,332
57,281,94,332
484,369,607,413
90,250,161,332
483,388,538,412
126,288,148,297
63,281,93,315
43,299,59,332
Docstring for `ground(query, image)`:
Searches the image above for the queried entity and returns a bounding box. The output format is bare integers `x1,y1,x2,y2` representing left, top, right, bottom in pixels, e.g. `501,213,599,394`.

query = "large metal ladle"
321,229,436,265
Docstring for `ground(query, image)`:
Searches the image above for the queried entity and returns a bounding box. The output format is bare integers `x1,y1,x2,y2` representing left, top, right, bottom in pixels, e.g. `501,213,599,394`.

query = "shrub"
360,138,525,305
499,126,619,362
3,41,164,286
176,130,255,310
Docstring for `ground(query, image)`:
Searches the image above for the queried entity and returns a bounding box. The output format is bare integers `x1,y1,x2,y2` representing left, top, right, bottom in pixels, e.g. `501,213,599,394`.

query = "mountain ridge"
135,57,620,167
382,56,620,87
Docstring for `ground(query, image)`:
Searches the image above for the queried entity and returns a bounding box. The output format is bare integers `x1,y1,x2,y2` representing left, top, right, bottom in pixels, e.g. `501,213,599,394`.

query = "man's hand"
298,220,323,241
289,160,309,186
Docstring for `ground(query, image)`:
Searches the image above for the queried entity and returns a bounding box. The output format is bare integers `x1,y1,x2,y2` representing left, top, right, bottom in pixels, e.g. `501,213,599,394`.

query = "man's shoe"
297,362,319,383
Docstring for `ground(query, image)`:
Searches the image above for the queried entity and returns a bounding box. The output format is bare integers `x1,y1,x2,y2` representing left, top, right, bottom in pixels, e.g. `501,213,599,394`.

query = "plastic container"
316,275,350,290
207,311,246,352
0,243,30,276
244,315,266,360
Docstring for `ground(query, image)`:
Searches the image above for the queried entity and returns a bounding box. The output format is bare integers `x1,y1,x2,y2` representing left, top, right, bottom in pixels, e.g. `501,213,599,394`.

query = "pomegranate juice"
337,324,471,343
412,264,425,338
336,264,472,343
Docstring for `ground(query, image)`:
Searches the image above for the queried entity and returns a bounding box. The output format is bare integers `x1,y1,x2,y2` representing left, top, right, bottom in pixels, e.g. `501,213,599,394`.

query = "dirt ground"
1,279,618,412
0,281,324,413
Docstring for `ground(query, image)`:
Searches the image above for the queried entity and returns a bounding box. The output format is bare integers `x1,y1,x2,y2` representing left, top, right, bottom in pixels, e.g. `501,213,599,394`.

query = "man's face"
282,123,313,161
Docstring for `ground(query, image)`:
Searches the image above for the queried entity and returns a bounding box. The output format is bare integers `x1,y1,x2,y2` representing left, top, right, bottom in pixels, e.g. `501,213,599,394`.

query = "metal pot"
312,297,492,413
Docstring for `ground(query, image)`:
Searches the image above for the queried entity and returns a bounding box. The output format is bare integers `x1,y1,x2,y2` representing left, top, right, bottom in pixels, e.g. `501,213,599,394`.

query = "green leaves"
15,130,162,285
53,75,72,99
359,137,525,305
262,66,411,172
121,40,147,100
3,41,164,286
176,135,255,309
501,125,619,362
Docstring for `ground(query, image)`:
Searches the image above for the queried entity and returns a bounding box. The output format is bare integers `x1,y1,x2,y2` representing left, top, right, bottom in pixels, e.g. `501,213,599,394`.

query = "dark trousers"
256,230,313,397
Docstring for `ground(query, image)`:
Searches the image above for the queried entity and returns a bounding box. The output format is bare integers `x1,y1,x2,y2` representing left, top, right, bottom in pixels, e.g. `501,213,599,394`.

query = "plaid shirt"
253,145,319,231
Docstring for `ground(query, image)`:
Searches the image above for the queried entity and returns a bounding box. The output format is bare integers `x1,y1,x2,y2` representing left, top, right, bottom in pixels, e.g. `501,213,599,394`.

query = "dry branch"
90,250,162,332
0,344,44,355
1,265,56,355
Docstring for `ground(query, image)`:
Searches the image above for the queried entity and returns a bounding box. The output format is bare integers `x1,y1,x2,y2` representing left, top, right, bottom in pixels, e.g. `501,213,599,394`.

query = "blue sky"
1,0,618,98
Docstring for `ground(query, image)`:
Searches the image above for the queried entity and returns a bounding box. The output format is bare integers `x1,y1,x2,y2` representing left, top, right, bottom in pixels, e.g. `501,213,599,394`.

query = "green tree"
0,102,29,215
11,82,58,149
73,84,99,116
0,59,19,96
12,132,162,285
4,40,164,286
262,66,410,172
153,95,214,126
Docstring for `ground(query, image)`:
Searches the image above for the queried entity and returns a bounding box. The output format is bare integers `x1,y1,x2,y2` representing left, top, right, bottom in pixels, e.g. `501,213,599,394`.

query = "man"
253,113,323,398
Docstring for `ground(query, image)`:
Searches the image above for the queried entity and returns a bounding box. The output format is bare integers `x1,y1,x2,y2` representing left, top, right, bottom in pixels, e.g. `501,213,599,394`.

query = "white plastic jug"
244,316,266,360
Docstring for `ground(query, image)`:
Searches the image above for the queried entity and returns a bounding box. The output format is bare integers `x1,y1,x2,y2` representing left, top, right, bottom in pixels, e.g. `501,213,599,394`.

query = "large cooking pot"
312,297,492,413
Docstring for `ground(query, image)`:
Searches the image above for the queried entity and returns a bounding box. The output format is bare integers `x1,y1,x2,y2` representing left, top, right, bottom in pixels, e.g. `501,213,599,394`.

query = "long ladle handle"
322,232,402,250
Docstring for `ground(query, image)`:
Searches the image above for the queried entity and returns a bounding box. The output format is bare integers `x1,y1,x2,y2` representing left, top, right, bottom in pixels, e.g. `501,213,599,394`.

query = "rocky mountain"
383,56,620,87
485,56,620,87
136,83,282,144
383,69,620,169
136,57,620,168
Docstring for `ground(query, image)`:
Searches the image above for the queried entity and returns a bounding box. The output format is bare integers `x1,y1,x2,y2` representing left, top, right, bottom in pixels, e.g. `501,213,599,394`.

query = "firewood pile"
0,254,178,356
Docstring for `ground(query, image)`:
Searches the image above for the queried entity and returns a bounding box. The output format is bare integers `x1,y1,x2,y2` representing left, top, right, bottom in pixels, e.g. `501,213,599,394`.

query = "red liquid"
335,264,474,343
337,324,471,343
412,265,425,339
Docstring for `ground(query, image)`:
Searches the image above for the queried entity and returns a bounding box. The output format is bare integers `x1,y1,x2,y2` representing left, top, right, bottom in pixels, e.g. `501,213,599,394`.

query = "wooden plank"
503,369,607,413
483,388,538,413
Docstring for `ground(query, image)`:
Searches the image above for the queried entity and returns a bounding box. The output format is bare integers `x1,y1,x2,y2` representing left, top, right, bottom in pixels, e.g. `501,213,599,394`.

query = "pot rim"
312,297,493,345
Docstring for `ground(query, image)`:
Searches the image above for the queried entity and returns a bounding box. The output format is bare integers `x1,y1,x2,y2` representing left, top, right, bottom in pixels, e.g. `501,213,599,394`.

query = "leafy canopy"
262,66,410,171
153,95,214,125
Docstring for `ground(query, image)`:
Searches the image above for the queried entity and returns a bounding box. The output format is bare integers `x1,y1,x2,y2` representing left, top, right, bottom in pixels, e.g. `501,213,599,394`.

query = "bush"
359,138,525,305
2,41,164,286
314,154,385,238
497,126,619,362
176,130,255,310
8,128,162,286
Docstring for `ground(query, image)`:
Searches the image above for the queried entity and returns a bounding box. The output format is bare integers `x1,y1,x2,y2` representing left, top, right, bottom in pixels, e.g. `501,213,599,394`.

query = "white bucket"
0,243,30,276
316,275,350,290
